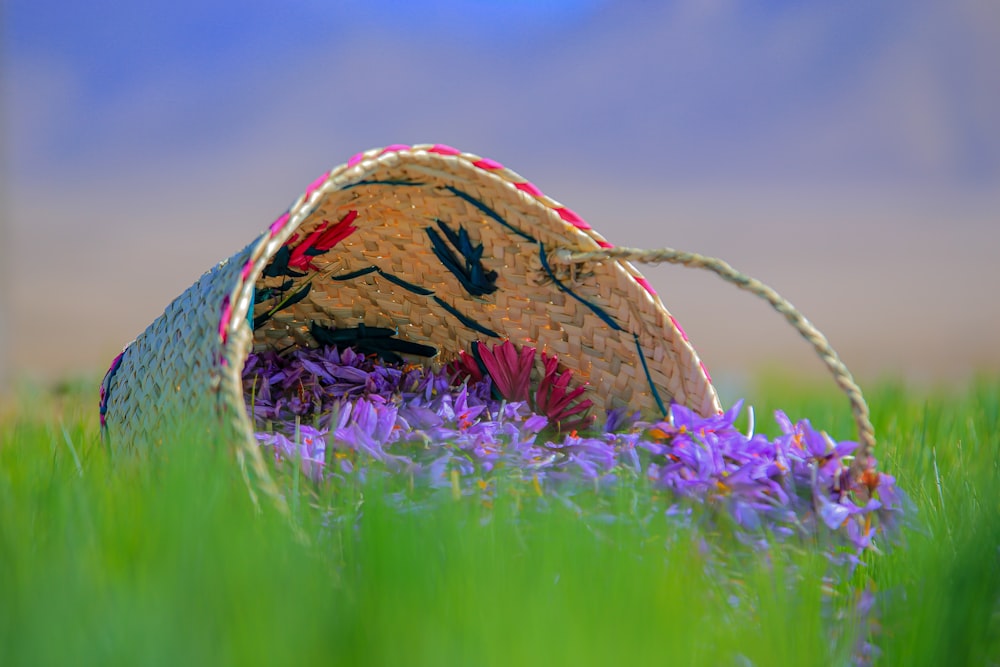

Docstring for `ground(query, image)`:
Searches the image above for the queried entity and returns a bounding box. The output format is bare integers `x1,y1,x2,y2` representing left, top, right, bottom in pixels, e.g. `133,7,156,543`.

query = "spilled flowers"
243,339,902,559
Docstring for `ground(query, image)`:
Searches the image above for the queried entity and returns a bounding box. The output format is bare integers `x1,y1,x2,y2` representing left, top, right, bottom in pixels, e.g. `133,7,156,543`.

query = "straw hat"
101,144,722,459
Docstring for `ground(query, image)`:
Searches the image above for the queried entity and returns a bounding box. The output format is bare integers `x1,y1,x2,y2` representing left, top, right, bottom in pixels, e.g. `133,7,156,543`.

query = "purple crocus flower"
255,425,328,482
243,340,904,585
603,407,640,434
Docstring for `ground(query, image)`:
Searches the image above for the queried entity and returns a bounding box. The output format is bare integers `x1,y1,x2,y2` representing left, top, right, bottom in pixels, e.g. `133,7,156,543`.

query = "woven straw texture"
102,145,722,467
103,241,256,448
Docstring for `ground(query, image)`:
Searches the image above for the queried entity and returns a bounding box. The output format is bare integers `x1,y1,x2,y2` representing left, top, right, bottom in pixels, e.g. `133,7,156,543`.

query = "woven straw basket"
100,143,876,501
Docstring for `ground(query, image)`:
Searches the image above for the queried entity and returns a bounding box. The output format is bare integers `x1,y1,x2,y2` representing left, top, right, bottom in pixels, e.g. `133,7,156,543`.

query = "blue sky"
2,1,999,380
7,0,997,189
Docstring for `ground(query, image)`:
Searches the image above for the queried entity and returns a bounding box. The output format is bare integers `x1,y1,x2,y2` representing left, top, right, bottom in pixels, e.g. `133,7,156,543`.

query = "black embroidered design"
425,220,498,297
254,280,294,304
310,322,437,364
253,282,312,330
432,297,500,338
261,246,307,279
332,266,435,296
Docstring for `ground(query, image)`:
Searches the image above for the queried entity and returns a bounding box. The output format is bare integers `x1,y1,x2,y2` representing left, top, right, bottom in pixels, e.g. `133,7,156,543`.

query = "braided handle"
550,246,875,476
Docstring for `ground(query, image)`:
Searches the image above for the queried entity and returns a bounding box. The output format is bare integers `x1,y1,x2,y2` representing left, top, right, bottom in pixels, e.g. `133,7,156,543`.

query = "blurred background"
1,0,998,391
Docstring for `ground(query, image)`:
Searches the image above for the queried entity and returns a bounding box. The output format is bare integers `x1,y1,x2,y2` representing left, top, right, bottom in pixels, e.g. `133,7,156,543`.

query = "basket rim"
219,144,720,418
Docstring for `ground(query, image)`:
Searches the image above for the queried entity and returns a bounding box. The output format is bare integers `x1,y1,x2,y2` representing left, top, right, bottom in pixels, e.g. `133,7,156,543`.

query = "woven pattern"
101,144,722,499
104,242,256,445
551,246,877,474
248,149,718,419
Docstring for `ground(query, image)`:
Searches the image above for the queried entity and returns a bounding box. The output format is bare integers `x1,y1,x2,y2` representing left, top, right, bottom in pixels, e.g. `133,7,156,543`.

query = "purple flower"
817,492,853,530
333,398,401,462
255,425,328,481
616,433,642,473
243,340,904,578
603,407,640,434
523,414,549,433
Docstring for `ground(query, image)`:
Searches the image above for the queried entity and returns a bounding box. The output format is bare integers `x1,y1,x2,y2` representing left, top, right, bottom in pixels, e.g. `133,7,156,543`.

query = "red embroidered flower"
287,210,359,271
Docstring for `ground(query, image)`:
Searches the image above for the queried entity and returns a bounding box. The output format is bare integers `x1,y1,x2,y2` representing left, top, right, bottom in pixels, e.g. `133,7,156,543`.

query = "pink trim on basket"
219,295,232,343
304,172,330,199
669,315,689,342
514,181,543,197
241,258,255,282
429,144,461,156
270,212,290,235
634,277,657,296
381,144,411,155
597,240,614,249
99,351,125,428
473,157,504,170
555,207,592,231
347,152,365,168
699,360,712,384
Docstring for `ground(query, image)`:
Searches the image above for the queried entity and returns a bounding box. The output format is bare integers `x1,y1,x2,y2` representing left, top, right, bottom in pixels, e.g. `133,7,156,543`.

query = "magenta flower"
447,349,484,385
534,352,594,433
473,341,593,432
475,340,536,402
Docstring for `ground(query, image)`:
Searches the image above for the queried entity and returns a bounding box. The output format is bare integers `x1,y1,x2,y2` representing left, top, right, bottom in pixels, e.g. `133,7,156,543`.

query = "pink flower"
448,348,484,385
535,352,594,432
475,341,593,432
476,340,536,402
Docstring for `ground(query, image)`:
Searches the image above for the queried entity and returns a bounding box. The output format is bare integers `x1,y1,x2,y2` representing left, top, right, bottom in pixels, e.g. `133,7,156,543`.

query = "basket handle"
549,246,875,477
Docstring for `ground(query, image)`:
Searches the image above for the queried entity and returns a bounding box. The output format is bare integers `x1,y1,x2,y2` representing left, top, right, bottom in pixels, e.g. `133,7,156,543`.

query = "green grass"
1,376,998,666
